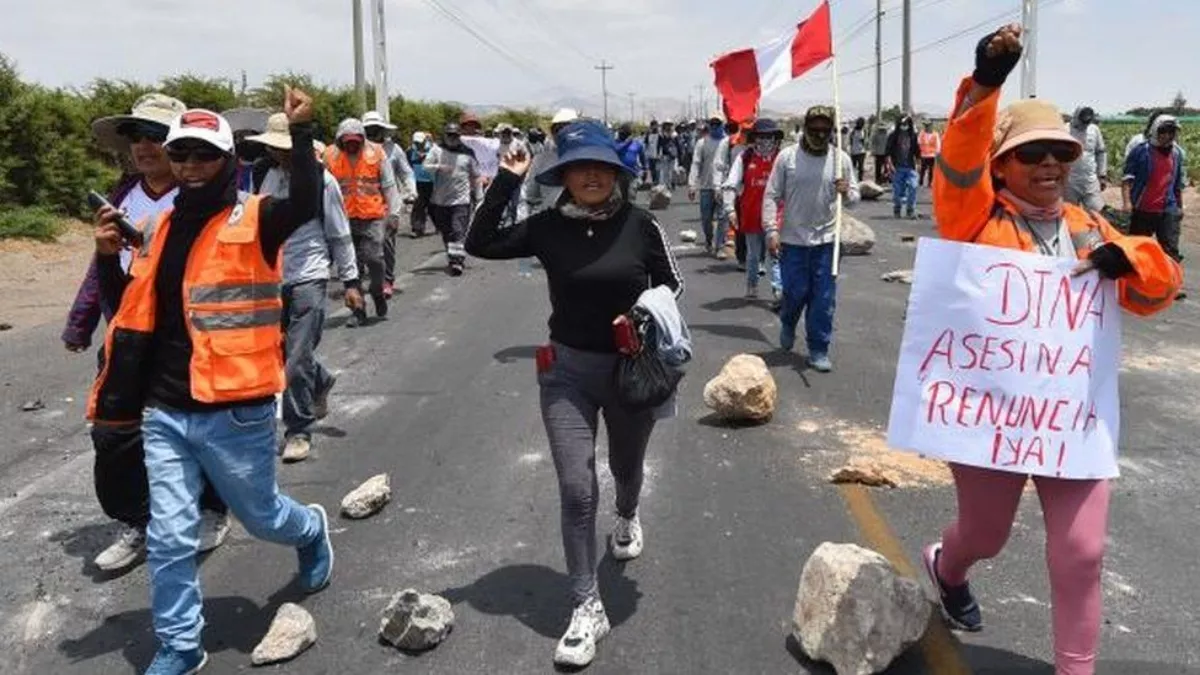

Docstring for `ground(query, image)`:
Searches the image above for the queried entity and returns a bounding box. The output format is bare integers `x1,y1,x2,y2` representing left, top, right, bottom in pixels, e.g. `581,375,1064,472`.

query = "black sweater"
465,169,682,353
98,122,322,411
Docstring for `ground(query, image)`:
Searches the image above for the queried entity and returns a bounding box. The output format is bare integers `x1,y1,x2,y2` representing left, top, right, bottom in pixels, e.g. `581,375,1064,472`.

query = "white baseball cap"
412,131,428,143
165,109,235,154
362,110,397,130
551,108,580,125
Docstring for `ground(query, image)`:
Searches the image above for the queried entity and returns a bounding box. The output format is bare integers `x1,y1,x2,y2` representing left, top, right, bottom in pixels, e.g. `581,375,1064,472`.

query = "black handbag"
612,307,684,411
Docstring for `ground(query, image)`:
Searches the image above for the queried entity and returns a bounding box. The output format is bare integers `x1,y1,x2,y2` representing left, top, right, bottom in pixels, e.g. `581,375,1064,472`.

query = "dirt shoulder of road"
1101,185,1200,244
0,221,94,337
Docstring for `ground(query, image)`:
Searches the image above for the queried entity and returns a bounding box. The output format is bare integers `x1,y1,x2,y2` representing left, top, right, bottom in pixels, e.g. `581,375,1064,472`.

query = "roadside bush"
0,206,63,241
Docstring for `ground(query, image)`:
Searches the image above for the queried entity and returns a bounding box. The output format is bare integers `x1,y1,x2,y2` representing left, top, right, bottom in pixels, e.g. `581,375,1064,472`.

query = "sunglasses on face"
1158,126,1178,136
166,144,226,163
1011,141,1079,165
117,121,168,144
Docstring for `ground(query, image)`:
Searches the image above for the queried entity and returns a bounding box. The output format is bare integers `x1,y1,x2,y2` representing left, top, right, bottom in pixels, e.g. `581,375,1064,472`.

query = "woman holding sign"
926,24,1182,675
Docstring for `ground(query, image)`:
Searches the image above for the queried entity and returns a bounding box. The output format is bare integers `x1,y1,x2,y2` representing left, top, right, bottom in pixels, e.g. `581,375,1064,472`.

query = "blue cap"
750,118,783,137
536,119,637,187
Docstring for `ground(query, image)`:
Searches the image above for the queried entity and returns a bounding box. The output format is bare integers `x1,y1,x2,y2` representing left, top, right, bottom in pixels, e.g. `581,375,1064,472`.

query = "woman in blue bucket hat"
466,119,685,668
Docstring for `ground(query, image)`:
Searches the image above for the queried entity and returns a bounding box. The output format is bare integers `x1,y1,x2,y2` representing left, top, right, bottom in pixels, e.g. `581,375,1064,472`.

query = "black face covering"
174,157,237,223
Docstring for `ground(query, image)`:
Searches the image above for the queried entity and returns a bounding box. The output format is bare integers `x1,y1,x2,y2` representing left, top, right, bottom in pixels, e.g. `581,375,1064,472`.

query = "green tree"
1172,91,1188,113
159,74,239,112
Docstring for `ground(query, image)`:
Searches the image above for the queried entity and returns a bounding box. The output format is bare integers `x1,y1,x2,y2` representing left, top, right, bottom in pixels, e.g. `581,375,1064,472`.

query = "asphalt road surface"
0,185,1197,675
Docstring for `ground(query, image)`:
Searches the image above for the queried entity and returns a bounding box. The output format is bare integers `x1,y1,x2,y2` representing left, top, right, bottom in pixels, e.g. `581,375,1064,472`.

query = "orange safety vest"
324,142,388,220
918,130,940,158
87,195,285,424
933,77,1182,318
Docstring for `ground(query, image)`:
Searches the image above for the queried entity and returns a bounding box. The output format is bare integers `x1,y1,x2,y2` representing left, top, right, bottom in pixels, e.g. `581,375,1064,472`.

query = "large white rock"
648,185,672,210
251,603,316,666
680,229,698,243
859,180,887,200
840,217,875,256
793,542,931,675
379,589,455,652
880,269,914,285
703,354,777,422
340,473,390,519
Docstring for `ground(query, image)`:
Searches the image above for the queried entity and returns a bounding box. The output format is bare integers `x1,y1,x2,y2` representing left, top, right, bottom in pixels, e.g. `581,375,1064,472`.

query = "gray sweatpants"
350,218,386,304
538,342,657,604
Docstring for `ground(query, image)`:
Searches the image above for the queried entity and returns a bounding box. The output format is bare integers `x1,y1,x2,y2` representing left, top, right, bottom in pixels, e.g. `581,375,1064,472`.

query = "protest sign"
462,136,500,178
886,239,1122,479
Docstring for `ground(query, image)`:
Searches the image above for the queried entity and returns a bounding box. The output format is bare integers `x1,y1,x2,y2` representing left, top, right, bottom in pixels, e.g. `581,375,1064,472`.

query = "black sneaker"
893,206,902,218
448,261,464,277
346,309,368,328
374,294,389,319
923,542,983,632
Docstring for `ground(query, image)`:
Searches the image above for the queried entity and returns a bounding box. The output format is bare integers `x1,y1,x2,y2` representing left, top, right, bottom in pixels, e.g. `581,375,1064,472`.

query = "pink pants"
938,464,1110,675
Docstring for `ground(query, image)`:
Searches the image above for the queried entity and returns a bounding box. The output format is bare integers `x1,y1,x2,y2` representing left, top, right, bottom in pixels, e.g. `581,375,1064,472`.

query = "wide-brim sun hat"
362,110,397,131
244,112,292,150
551,108,580,125
221,107,270,135
992,99,1082,161
536,119,638,187
92,92,186,153
164,109,235,154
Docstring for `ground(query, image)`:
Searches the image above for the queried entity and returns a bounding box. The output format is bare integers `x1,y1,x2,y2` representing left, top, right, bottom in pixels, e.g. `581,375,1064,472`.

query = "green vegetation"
1099,120,1200,185
0,206,63,241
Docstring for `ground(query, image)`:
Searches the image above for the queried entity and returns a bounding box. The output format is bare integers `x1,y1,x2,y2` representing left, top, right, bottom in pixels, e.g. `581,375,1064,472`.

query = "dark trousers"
430,203,471,264
351,218,387,305
919,157,936,186
282,280,334,439
383,221,398,285
1130,210,1183,262
411,181,433,236
851,153,866,181
779,243,837,354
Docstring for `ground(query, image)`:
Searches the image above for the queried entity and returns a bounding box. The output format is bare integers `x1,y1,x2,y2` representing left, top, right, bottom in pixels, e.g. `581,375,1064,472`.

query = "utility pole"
901,0,911,114
595,60,614,125
371,0,390,121
695,84,706,118
352,0,367,115
628,92,636,123
874,0,883,124
1020,0,1038,98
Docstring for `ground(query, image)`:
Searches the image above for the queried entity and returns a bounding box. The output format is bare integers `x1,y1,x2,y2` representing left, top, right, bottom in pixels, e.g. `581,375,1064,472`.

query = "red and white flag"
711,0,833,123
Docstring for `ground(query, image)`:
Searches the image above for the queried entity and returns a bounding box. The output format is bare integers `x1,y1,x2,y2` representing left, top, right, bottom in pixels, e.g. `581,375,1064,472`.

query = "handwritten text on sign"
886,239,1121,479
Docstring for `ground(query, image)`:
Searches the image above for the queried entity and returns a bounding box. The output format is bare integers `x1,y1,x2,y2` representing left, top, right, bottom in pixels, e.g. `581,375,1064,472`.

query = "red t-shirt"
737,151,777,234
1138,148,1176,213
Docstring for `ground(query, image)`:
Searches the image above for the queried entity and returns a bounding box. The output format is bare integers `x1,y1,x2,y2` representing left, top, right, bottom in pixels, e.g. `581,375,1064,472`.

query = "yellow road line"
837,484,972,675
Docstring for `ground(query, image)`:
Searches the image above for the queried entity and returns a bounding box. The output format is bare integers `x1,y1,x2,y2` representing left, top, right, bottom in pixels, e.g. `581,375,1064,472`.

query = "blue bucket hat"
536,119,637,187
750,118,783,138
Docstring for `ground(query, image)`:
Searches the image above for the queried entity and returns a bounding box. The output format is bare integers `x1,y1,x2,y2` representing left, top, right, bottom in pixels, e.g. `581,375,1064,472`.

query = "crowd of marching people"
53,16,1190,674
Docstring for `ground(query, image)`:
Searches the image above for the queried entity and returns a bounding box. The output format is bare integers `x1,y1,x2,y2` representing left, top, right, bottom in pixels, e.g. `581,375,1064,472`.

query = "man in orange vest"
917,119,941,187
89,88,334,675
324,118,404,327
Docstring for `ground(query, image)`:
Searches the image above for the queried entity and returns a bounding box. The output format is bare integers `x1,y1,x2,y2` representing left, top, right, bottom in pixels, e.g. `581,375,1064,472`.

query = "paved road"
0,186,1197,675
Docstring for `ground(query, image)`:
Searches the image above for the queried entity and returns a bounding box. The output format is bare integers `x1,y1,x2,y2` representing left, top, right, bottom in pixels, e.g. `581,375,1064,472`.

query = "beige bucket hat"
991,99,1082,160
244,113,292,150
92,92,186,153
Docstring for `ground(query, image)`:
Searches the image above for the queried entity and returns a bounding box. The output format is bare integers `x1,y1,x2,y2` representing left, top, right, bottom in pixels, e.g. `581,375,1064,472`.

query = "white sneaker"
197,510,230,553
282,435,312,463
94,525,146,571
611,513,644,561
554,597,611,668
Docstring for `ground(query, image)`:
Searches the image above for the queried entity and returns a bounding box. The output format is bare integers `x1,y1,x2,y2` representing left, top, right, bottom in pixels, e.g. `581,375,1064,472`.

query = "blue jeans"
892,166,918,211
744,233,781,291
143,403,320,652
698,189,728,250
778,243,837,353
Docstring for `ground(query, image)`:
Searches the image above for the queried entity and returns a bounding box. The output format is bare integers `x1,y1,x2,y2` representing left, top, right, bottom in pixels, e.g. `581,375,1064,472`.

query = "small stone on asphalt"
379,589,455,652
341,473,391,519
251,602,317,666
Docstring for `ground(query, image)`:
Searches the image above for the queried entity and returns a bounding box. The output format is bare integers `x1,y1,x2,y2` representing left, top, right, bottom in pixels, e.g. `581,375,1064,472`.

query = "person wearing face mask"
363,111,417,299
886,115,921,218
849,117,867,180
870,120,891,184
658,121,682,189
466,118,683,669
426,122,483,276
722,118,785,302
1123,115,1187,266
68,94,232,575
918,120,942,187
408,131,435,237
644,119,662,185
89,88,335,675
929,26,1180,675
762,105,859,372
324,118,403,326
1065,107,1108,212
688,116,731,257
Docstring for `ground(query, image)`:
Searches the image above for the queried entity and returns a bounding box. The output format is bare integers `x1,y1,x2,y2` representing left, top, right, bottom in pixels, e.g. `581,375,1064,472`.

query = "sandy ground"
0,222,95,337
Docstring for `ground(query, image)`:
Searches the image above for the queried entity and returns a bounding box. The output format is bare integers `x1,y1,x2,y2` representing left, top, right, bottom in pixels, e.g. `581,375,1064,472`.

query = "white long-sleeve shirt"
383,140,417,199
763,144,859,246
688,135,723,191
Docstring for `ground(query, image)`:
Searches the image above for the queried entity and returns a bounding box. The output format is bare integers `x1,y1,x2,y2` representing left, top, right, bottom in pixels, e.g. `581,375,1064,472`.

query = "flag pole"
830,33,844,277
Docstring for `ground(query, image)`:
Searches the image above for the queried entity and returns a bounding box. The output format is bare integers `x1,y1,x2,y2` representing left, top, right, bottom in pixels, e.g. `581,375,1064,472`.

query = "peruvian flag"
712,0,833,123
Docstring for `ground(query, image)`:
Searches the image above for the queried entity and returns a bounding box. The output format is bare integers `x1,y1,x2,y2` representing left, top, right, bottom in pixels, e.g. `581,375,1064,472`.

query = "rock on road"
0,187,1197,674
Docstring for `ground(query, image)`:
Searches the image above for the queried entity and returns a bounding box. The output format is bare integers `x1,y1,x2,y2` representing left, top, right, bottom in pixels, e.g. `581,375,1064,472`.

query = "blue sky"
2,0,1197,116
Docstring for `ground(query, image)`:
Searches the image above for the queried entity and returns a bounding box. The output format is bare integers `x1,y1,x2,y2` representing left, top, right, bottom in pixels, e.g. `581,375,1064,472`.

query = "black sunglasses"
117,121,168,144
1012,141,1079,165
166,144,227,163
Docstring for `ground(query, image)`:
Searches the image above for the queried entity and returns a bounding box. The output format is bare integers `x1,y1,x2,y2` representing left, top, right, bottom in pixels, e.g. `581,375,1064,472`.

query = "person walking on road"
426,122,482,276
886,115,921,218
716,121,752,265
928,26,1181,675
644,119,662,185
1123,115,1186,264
363,111,417,299
1065,107,1108,211
465,119,683,668
658,121,682,189
616,123,648,188
408,131,435,238
89,89,335,675
689,115,730,257
917,120,941,187
69,93,231,574
849,117,867,181
763,105,859,373
870,120,891,184
247,113,364,463
722,118,784,303
324,117,402,326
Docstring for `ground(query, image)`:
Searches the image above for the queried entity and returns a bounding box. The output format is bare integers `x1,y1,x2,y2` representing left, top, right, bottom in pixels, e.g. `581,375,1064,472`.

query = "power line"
419,0,559,86
506,0,596,64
